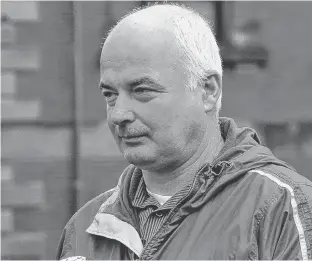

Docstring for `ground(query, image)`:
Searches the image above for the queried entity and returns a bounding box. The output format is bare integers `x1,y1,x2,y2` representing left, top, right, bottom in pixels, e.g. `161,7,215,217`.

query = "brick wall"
1,2,74,259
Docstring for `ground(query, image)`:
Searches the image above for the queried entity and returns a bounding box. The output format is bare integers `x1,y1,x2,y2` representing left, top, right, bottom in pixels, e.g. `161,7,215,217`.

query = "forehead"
100,22,191,89
100,62,161,86
100,41,187,88
101,40,178,70
102,23,186,67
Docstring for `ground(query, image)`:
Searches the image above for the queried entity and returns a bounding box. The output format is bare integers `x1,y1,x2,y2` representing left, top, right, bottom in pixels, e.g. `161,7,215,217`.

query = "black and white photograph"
1,1,312,260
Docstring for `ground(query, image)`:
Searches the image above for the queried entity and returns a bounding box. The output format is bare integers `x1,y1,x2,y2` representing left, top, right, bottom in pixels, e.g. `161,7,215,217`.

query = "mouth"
120,135,146,143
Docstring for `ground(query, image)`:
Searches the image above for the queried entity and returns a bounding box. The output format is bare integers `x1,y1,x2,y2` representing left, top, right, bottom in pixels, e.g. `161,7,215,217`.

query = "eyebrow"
99,80,115,91
99,76,164,91
128,76,161,88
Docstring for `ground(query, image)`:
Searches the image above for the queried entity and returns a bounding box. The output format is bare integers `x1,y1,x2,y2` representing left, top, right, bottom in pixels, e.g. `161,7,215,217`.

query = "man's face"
100,26,209,171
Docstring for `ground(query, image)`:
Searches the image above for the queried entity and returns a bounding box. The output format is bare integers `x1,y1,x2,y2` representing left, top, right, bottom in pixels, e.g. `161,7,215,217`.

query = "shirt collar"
131,175,192,211
132,177,160,209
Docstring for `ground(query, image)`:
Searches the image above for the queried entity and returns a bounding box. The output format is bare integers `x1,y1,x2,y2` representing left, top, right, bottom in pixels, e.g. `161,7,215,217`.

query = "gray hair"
107,3,223,114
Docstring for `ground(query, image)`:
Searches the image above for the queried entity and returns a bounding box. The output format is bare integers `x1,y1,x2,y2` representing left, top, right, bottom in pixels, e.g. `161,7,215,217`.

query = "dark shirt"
132,177,190,245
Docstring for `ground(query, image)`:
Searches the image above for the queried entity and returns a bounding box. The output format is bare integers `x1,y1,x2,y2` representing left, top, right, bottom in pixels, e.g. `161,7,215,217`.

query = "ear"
201,73,222,113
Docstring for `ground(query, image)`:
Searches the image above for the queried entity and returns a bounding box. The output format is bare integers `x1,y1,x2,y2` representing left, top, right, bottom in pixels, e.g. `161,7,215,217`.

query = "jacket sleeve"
258,184,312,260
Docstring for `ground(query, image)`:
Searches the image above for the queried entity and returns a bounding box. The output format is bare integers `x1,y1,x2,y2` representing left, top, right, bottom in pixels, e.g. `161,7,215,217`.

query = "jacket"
57,117,312,260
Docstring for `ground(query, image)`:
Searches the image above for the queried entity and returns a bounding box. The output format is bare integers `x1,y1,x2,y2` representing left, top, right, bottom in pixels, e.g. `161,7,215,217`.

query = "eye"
102,91,114,97
102,91,118,101
134,87,153,94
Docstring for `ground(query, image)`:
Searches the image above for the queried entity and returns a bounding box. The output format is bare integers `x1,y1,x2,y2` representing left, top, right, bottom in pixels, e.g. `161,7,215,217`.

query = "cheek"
144,97,203,140
143,99,181,129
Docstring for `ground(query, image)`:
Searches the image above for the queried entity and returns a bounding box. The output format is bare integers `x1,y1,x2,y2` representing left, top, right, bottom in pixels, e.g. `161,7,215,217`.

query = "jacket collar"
86,174,144,257
86,211,143,257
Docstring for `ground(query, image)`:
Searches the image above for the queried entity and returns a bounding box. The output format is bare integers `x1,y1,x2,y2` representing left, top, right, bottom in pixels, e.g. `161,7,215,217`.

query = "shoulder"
61,187,117,243
246,166,312,260
66,188,116,229
56,188,117,259
246,165,312,212
64,164,135,229
248,164,312,198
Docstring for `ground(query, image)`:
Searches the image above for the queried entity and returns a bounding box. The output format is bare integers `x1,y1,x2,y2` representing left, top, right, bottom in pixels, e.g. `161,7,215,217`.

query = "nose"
109,105,135,126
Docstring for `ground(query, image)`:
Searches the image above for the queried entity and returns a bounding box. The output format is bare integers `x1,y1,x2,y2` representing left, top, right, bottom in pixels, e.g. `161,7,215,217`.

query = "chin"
122,147,157,168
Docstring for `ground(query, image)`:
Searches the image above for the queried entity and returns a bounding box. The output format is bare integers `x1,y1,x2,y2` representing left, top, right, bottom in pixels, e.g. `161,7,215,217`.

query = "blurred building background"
1,1,312,260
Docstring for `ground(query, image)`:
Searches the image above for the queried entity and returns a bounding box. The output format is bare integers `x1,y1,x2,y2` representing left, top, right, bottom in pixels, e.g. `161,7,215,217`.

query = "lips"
115,125,148,140
119,132,146,138
120,135,146,144
121,135,145,139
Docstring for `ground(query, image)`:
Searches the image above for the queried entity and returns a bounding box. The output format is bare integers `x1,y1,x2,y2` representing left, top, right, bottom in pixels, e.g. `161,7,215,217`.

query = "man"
57,4,312,260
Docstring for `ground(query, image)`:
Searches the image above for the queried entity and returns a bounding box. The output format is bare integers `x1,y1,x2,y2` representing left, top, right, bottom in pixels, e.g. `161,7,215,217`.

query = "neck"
142,120,224,196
